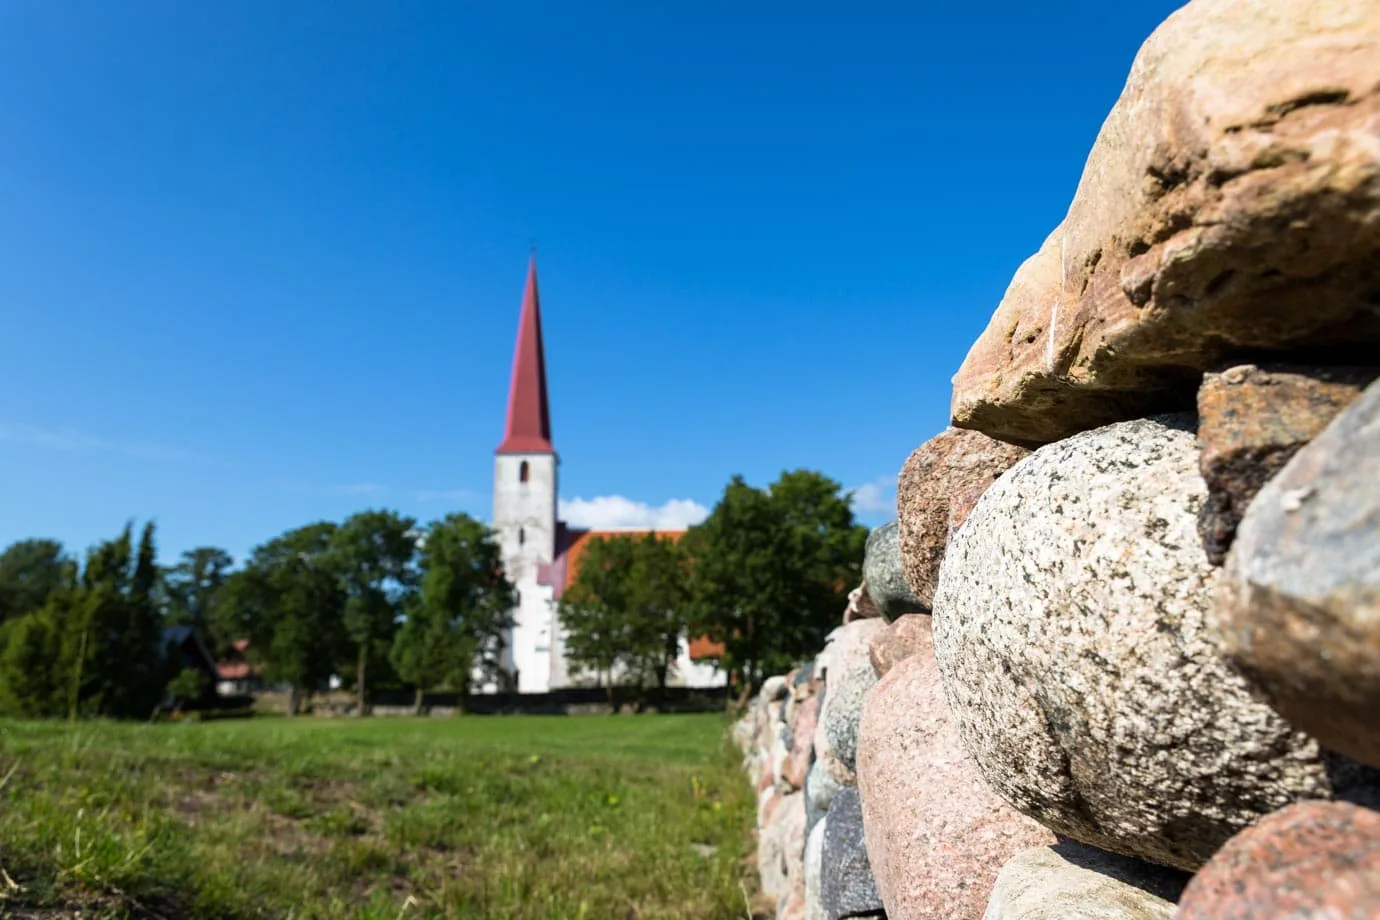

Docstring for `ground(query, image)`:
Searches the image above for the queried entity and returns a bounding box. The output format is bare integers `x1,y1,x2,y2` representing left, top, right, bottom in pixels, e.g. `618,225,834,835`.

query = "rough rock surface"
863,521,926,619
771,731,791,790
898,428,1029,607
784,693,821,790
806,759,842,842
1216,379,1380,767
845,582,882,623
950,0,1380,446
820,787,885,920
814,619,886,777
982,843,1187,920
759,792,807,903
859,636,1055,919
932,416,1378,871
1176,801,1380,919
804,818,827,920
867,614,931,679
762,675,789,704
1197,363,1378,563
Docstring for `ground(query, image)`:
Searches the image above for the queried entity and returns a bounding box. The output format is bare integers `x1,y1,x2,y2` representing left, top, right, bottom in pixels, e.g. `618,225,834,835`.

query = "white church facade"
489,258,726,695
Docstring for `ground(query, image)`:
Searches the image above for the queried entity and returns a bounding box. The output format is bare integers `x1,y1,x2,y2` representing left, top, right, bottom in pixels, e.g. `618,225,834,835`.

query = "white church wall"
492,452,558,693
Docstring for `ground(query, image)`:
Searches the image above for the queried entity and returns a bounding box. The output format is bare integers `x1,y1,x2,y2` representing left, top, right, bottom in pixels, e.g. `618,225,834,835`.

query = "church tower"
493,256,559,694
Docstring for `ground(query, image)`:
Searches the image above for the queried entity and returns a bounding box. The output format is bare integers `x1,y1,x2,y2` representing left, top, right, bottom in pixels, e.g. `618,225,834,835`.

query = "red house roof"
496,257,554,455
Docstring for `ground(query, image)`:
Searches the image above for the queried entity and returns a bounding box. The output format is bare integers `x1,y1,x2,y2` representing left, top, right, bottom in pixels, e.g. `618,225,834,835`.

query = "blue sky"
0,1,1186,565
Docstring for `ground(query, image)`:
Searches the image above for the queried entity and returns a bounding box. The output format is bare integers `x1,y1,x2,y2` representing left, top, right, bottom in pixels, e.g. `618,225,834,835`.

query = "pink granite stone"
857,623,1056,919
784,693,820,791
1177,800,1380,919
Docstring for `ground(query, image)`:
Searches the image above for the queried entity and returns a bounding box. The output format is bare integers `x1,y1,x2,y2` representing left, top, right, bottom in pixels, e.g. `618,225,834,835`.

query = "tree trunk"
287,687,300,716
457,687,469,716
414,687,425,716
356,646,368,716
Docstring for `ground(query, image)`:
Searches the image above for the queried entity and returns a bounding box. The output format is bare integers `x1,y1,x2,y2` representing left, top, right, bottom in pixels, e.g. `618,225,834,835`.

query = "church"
490,257,726,694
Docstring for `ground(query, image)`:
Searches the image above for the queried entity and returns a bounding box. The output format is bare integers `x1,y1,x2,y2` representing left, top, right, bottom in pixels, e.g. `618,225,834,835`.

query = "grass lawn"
0,713,757,920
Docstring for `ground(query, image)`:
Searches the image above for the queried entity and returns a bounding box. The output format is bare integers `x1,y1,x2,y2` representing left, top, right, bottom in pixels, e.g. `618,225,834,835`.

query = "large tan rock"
1215,378,1380,767
897,428,1029,606
982,843,1187,920
932,416,1379,872
951,0,1380,446
857,622,1055,920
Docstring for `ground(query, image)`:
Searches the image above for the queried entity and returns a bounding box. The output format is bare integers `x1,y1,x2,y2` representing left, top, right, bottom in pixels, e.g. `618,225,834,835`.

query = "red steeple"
496,256,554,454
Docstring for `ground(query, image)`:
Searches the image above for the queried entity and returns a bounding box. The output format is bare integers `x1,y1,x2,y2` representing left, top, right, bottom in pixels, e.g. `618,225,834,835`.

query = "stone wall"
735,1,1380,916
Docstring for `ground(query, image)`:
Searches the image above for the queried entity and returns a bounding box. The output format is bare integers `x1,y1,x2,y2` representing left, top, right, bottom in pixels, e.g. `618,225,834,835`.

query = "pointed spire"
496,255,554,454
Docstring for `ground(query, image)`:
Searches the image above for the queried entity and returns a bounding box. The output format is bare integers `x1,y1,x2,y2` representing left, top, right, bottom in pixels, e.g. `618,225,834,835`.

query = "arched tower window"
518,527,526,546
519,460,530,483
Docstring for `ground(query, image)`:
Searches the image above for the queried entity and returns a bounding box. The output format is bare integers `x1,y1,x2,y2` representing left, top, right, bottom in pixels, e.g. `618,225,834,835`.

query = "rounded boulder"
932,415,1377,871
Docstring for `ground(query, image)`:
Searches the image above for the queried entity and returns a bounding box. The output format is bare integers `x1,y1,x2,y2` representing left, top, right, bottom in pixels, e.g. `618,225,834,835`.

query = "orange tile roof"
688,635,726,660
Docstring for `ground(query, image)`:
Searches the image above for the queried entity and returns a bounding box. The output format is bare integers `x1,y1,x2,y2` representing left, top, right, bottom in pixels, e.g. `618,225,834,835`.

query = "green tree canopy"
161,546,235,653
329,509,418,714
390,513,514,713
558,532,690,700
684,470,867,693
0,521,171,720
217,522,349,714
0,538,73,626
559,535,639,694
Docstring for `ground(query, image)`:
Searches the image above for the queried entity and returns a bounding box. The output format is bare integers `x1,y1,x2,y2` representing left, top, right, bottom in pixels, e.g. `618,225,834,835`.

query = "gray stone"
932,415,1378,872
821,786,885,920
863,520,927,619
805,758,841,842
814,619,885,777
1216,378,1380,768
983,843,1188,920
804,818,827,920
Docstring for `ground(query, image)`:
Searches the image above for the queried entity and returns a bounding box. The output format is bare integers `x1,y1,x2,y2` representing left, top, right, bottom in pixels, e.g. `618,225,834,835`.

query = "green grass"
0,713,757,919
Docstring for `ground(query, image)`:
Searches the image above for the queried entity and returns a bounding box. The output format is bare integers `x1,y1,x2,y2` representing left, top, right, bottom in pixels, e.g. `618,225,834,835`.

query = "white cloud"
849,476,897,518
559,495,710,531
0,422,201,462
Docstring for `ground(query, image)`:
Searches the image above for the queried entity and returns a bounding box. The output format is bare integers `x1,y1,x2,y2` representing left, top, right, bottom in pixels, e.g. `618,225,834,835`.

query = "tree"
0,539,72,626
558,535,639,700
329,510,417,715
685,470,867,696
0,600,68,717
0,522,173,720
390,513,514,713
162,547,235,652
218,522,348,714
166,668,209,716
617,534,690,695
556,533,690,705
